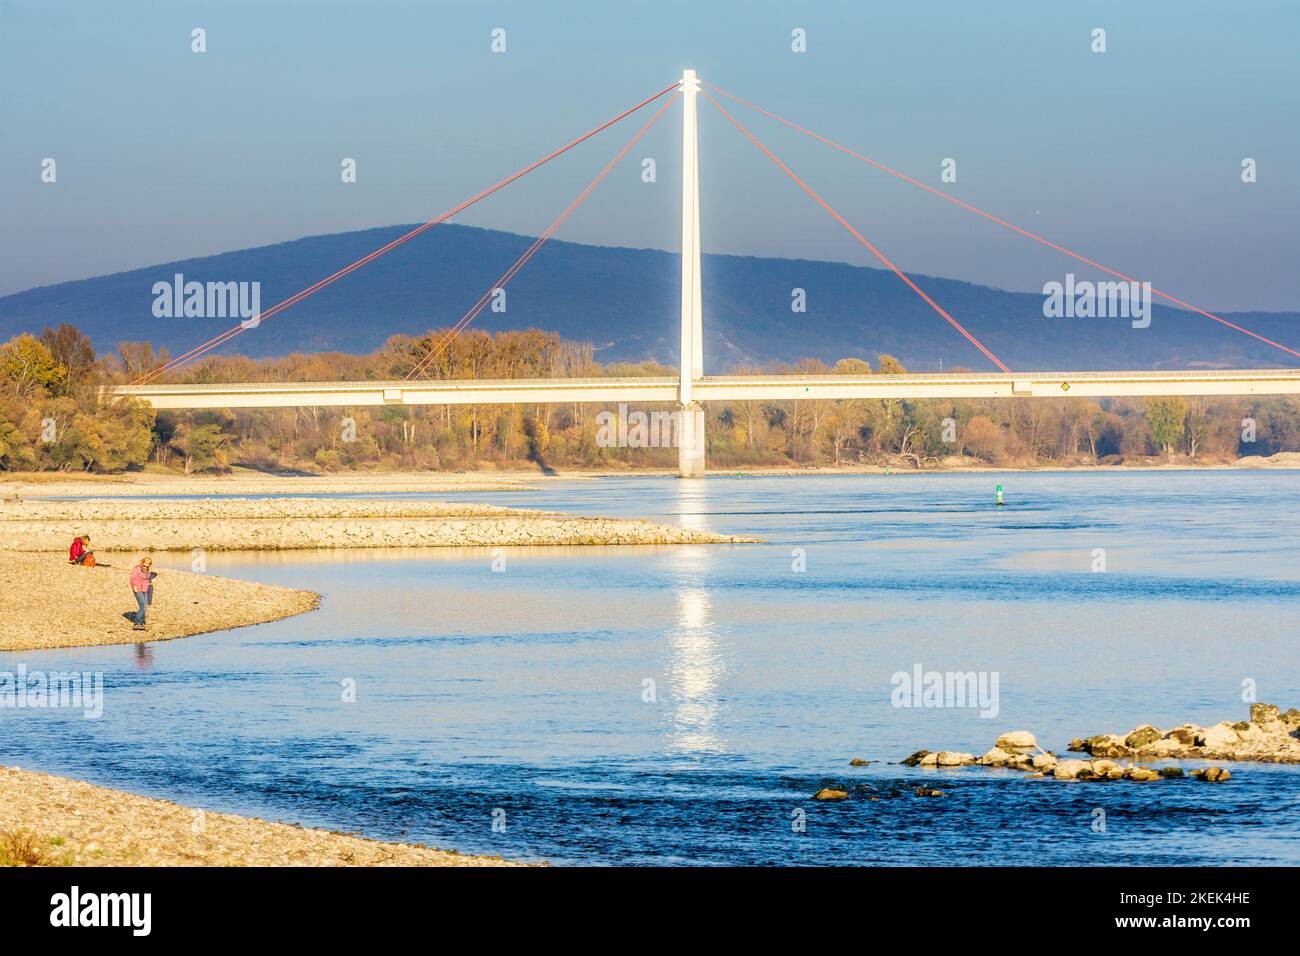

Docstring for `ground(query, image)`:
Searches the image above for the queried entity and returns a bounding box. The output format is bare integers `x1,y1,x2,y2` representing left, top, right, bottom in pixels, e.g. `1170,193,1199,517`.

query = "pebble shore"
0,554,320,651
1,497,758,552
0,766,525,867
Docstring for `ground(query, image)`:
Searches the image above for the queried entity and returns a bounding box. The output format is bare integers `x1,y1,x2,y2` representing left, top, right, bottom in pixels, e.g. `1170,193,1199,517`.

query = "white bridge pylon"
678,68,706,478
105,69,1300,476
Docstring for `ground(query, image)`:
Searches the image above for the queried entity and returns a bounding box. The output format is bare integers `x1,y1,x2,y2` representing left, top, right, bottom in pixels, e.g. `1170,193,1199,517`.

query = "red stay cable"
134,80,681,385
406,91,680,380
705,80,1300,362
701,89,1012,373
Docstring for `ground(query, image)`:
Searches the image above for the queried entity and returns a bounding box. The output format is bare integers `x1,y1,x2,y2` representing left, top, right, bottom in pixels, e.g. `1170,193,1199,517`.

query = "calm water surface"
7,472,1300,865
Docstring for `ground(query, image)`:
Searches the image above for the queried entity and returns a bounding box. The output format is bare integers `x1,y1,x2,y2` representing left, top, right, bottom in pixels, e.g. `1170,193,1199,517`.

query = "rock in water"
1050,759,1091,780
900,750,931,767
813,788,849,800
1124,725,1162,750
1250,703,1282,724
1145,737,1186,756
1191,767,1231,783
1083,734,1131,758
1202,722,1240,750
914,787,945,797
978,748,1013,766
935,751,975,767
995,730,1036,750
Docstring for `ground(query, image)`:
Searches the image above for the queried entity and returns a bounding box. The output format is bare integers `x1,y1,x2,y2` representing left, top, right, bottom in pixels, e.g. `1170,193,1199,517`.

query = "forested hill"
2,223,1297,371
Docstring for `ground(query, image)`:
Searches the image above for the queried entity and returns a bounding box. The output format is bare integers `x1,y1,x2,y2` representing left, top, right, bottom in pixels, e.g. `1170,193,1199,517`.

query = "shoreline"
0,766,526,867
2,451,1299,499
0,554,320,652
0,470,561,498
1,497,759,554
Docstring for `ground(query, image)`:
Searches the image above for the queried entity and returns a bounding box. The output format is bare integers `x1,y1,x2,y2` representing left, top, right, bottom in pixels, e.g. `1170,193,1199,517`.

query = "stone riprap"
1067,703,1300,764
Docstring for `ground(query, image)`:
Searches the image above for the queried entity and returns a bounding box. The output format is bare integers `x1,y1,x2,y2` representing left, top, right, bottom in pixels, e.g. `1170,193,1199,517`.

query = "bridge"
106,70,1300,477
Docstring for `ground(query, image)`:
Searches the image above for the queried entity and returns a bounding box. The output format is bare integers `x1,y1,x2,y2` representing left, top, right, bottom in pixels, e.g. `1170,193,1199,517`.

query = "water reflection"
672,478,711,533
666,481,725,753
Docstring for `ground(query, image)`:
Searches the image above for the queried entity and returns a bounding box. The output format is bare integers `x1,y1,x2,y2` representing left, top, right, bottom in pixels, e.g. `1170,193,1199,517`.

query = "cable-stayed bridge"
106,70,1300,476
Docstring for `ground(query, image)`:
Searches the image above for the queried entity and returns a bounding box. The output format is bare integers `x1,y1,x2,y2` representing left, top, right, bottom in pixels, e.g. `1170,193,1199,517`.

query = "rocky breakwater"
1068,703,1300,765
903,730,1228,783
0,498,762,551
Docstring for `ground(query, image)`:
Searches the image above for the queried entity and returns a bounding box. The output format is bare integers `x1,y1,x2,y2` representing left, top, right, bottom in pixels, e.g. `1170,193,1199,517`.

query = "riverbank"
0,554,319,652
2,452,1297,498
0,497,759,553
0,766,524,866
0,469,559,498
713,451,1300,475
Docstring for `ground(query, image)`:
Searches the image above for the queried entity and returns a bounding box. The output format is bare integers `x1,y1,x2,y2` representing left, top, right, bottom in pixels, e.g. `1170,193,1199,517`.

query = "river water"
6,472,1300,865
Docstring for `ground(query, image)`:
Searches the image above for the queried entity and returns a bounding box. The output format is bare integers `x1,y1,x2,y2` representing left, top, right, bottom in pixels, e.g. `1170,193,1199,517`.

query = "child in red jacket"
69,535,93,565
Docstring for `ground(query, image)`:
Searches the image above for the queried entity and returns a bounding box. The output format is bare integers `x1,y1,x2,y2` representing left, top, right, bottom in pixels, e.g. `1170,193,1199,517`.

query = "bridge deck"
106,369,1300,409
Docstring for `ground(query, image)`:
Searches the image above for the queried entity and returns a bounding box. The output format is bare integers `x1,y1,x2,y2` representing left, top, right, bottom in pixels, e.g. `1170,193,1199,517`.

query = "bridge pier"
678,402,706,477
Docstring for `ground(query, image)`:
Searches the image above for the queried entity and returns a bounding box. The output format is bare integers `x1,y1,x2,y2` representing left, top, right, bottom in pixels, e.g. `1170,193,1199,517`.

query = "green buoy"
996,484,1005,507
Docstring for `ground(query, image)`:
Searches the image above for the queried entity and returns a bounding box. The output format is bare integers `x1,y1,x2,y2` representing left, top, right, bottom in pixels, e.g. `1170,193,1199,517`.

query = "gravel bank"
0,497,758,552
0,554,319,652
0,766,524,867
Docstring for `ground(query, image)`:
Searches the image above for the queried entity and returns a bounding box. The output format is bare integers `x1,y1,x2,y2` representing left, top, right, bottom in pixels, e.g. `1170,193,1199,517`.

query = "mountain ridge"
2,223,1296,372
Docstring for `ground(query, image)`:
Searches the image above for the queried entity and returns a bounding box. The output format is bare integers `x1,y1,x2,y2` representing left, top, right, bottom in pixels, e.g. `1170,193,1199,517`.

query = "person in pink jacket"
69,535,91,564
129,557,155,630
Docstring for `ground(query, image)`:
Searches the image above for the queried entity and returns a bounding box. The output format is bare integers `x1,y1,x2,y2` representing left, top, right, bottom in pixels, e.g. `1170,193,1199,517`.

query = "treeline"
2,324,1299,473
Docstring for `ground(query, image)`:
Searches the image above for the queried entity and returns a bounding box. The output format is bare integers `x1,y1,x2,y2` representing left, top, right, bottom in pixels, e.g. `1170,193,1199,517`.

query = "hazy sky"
2,0,1297,311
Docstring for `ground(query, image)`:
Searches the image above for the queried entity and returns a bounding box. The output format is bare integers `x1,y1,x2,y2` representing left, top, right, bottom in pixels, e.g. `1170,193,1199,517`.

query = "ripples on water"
8,472,1300,865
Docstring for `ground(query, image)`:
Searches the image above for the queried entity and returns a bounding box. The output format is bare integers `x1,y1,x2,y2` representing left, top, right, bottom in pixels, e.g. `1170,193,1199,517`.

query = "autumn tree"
1146,397,1188,456
170,422,229,473
0,334,66,397
40,324,96,392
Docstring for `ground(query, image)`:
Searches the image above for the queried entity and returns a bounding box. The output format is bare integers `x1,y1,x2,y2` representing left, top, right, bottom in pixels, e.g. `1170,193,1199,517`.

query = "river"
6,471,1300,865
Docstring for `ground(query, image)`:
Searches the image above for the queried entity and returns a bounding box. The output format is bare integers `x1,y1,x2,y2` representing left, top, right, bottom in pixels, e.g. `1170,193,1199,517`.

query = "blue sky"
2,0,1297,310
